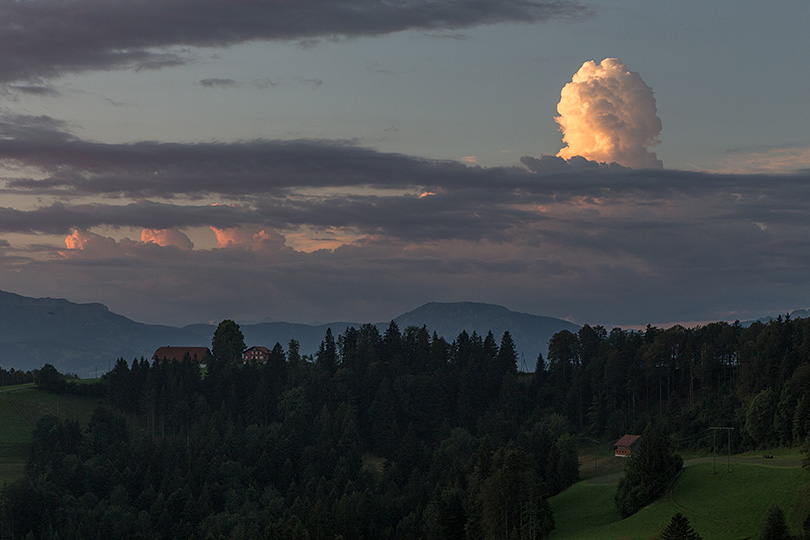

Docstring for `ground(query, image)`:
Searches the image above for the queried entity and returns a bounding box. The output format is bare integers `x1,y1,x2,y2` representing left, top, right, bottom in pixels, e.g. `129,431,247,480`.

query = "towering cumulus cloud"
556,58,663,169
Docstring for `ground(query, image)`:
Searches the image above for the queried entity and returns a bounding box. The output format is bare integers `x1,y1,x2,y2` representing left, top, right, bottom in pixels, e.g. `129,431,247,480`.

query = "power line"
709,427,734,473
673,433,710,443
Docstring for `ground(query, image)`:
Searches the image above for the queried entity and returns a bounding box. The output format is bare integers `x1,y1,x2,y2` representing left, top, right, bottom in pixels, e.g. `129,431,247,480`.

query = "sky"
0,0,808,328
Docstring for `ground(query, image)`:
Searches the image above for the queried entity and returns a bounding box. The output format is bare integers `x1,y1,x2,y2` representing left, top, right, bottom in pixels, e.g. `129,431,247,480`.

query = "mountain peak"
406,301,514,314
395,301,579,370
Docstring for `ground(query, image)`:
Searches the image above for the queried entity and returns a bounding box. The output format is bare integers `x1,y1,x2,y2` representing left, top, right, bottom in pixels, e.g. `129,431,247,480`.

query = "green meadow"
0,383,101,484
550,454,808,540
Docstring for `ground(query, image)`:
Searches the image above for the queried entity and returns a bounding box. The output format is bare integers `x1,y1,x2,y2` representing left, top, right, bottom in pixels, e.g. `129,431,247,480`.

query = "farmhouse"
242,346,271,363
152,346,212,363
613,434,641,457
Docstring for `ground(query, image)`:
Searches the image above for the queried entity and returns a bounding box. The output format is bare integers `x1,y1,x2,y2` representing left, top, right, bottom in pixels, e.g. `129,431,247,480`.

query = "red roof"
152,346,211,362
614,434,641,449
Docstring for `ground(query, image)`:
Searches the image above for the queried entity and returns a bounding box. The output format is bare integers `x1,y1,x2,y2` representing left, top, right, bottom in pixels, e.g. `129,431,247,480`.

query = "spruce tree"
316,327,338,374
659,513,702,540
497,331,518,374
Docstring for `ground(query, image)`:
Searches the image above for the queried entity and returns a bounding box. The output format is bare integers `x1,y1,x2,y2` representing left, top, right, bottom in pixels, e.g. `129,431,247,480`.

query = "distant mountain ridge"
0,290,204,376
393,302,580,370
746,308,810,326
0,290,578,375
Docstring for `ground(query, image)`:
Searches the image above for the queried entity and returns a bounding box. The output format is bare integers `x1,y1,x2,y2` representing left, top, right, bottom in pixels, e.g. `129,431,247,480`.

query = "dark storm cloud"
0,190,538,241
0,117,494,196
3,112,810,326
0,0,589,83
5,113,809,204
3,116,810,247
0,201,260,234
252,192,538,241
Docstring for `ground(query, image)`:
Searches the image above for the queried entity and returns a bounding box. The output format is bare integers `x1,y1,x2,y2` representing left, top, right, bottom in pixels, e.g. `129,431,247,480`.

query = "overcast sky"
0,0,808,328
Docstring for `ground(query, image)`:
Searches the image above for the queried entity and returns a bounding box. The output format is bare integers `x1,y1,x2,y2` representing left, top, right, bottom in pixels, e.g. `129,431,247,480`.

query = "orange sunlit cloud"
141,228,194,249
61,230,123,258
555,58,662,169
64,230,90,250
210,226,288,252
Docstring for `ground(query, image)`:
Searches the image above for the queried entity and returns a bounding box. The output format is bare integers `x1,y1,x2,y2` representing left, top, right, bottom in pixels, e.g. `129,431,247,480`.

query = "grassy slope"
550,455,807,540
0,383,102,484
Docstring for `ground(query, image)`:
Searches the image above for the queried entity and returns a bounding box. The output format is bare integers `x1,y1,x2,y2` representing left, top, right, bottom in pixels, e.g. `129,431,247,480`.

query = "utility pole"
709,427,734,473
582,436,601,476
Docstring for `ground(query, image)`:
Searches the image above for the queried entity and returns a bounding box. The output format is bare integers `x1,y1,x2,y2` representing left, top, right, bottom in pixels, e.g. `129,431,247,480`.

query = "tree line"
0,366,33,387
541,316,810,449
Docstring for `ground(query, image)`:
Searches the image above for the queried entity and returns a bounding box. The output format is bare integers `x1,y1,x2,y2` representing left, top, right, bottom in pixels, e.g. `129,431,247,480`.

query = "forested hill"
5,314,810,538
0,289,577,374
1,323,574,539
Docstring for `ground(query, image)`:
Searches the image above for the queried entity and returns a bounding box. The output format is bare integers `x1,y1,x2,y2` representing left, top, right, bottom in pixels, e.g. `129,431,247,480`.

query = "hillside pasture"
0,383,101,484
550,458,807,540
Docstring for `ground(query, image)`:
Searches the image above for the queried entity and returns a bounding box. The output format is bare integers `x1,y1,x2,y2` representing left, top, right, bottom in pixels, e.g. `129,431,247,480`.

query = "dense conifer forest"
543,317,810,449
2,315,810,539
0,367,32,387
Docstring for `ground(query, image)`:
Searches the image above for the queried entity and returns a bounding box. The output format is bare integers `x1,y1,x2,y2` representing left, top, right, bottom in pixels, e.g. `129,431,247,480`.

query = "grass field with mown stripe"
0,383,102,484
550,458,807,540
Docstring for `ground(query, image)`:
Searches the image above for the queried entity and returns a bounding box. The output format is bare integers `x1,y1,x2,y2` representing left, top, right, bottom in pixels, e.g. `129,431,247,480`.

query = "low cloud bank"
1,114,808,326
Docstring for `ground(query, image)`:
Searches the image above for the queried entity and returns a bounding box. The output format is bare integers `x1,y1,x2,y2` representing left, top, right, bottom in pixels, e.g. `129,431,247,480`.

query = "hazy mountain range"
2,289,804,377
0,290,578,376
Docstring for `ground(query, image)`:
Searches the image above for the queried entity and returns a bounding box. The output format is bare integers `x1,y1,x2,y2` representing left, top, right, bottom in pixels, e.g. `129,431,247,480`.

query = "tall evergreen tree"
211,319,245,362
287,338,302,364
268,342,287,383
659,513,702,540
497,331,518,375
316,328,338,374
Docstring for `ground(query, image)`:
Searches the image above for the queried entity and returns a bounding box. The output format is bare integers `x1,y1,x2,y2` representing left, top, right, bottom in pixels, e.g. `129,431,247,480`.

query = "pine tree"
659,513,702,540
316,328,338,374
497,331,518,374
